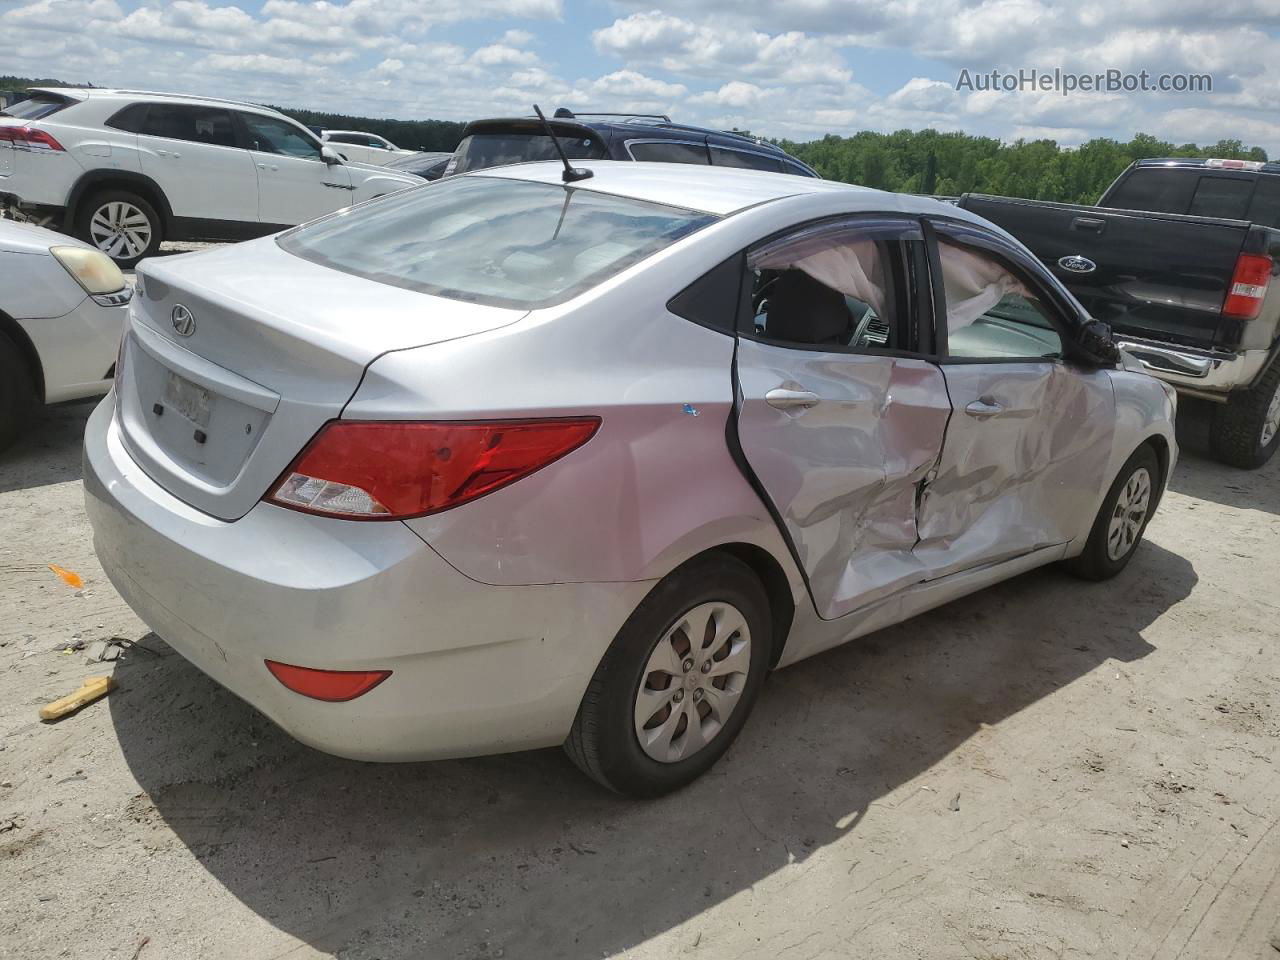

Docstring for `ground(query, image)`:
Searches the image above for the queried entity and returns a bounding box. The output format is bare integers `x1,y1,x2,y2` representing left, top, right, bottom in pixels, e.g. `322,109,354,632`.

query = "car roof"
29,87,292,119
324,130,385,137
461,114,798,158
1132,157,1280,176
471,160,983,222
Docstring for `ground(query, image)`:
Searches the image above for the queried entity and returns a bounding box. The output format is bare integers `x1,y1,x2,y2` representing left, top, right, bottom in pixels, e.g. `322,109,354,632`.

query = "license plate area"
162,371,211,428
122,344,272,486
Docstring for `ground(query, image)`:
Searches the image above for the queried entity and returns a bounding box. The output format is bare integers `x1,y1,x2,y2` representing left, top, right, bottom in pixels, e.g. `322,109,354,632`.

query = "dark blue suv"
443,109,818,178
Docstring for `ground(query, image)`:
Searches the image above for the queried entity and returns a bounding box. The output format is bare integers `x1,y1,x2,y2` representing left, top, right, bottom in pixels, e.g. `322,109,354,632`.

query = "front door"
732,217,950,620
237,112,353,226
914,225,1116,578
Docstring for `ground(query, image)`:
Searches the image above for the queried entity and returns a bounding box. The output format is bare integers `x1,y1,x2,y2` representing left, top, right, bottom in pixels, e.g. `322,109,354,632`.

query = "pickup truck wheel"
1064,445,1160,581
0,332,38,453
75,190,162,268
1211,362,1280,469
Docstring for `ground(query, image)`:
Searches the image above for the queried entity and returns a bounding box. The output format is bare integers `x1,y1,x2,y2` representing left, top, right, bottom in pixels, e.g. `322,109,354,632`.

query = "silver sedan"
84,162,1176,796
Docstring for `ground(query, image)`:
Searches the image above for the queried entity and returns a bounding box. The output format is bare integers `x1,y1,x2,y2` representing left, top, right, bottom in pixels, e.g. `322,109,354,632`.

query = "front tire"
0,332,38,453
1211,362,1280,469
565,554,771,797
75,190,162,268
1064,444,1160,581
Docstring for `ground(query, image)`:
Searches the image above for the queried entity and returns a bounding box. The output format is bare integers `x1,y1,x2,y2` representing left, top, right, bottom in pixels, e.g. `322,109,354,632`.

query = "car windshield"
278,175,718,308
0,94,71,121
452,131,607,174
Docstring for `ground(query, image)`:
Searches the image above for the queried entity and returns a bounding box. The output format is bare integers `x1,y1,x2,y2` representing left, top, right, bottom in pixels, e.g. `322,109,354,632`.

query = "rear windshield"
278,176,718,309
450,131,607,175
1,94,72,121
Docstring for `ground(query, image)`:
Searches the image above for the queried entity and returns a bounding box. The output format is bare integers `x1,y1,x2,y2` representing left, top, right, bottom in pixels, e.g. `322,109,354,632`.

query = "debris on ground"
47,564,84,590
38,676,115,722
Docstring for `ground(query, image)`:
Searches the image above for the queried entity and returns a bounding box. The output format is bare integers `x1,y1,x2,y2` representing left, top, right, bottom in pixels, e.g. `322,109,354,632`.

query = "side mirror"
320,145,343,166
1075,319,1121,365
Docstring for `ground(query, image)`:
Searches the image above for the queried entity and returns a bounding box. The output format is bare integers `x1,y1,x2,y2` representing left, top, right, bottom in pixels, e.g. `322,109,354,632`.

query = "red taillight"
265,660,391,702
0,126,65,151
266,418,601,520
1223,253,1273,320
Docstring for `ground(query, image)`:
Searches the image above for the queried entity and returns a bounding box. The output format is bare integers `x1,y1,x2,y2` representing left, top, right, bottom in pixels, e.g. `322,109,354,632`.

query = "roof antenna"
533,104,593,183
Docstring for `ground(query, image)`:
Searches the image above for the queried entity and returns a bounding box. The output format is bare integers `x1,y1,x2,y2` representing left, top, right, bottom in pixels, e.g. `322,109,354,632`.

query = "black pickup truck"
959,158,1280,468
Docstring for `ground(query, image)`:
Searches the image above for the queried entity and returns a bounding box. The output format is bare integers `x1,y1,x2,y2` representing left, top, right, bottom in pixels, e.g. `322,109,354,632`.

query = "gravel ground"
1,399,1277,960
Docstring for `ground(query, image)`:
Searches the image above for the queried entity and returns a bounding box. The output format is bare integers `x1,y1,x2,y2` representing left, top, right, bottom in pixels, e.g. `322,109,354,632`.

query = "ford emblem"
171,304,196,337
1058,255,1097,274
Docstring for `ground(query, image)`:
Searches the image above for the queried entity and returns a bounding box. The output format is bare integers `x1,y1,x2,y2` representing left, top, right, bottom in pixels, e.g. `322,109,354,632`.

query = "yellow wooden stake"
39,675,115,722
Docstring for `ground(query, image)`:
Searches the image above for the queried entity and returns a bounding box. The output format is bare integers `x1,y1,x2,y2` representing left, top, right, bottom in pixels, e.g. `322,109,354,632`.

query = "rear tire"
0,332,38,453
565,554,771,797
1064,444,1161,581
75,190,162,268
1210,362,1280,469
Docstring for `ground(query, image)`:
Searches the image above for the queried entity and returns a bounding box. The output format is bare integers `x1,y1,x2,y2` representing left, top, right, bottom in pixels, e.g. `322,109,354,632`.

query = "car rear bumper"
1115,336,1270,399
83,397,654,761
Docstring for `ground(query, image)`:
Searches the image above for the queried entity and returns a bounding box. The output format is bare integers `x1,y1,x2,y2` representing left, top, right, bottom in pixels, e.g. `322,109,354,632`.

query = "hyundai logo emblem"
171,304,196,337
1058,255,1097,274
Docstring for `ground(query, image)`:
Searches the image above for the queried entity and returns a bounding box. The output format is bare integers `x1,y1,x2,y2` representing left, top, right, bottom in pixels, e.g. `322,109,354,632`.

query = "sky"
4,0,1280,153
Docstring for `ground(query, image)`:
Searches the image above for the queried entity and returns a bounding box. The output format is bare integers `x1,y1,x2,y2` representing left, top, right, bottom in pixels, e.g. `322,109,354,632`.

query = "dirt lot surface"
1,400,1277,960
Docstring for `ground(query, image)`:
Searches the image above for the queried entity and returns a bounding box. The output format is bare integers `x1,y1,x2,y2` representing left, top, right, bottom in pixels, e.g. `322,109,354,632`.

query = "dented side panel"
915,361,1115,578
735,339,948,620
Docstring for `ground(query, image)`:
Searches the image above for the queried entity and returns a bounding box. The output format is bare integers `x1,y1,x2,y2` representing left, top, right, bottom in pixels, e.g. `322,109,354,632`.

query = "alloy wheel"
1106,466,1152,561
89,201,152,260
633,601,752,763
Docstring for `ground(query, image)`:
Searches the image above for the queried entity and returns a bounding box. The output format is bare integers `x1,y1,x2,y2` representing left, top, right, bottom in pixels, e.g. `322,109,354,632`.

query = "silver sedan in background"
83,163,1176,796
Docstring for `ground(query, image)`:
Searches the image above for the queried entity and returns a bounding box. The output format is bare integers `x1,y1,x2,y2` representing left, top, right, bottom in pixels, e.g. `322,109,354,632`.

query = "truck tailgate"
959,194,1251,350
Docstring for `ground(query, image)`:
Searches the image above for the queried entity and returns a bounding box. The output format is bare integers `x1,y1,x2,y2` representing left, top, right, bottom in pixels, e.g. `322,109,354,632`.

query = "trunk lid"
118,236,526,520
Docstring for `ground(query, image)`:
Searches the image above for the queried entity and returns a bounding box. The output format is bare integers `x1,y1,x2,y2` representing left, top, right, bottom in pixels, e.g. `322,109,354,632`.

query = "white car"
84,162,1177,796
0,89,424,267
0,217,130,450
321,130,418,166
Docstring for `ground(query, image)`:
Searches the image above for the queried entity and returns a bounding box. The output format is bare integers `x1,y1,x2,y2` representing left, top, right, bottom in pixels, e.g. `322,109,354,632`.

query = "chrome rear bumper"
1115,337,1270,399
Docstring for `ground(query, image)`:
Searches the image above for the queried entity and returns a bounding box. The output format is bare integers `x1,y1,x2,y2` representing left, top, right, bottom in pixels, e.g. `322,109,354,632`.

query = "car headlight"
49,245,133,306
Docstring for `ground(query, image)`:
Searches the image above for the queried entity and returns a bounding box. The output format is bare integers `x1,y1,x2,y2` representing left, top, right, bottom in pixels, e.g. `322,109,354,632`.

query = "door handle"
765,388,821,410
964,396,1005,419
1070,216,1106,234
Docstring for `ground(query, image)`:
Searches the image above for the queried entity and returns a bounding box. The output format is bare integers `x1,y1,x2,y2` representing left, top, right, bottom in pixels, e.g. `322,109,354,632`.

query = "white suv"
321,130,419,166
0,89,424,266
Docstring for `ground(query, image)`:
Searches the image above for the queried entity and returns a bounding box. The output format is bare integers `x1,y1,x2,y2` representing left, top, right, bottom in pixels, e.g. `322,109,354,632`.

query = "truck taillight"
0,126,65,151
266,418,601,520
1223,253,1273,320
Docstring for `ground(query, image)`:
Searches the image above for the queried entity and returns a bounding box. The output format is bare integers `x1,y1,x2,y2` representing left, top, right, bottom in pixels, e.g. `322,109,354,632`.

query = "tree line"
5,75,1269,202
778,129,1269,203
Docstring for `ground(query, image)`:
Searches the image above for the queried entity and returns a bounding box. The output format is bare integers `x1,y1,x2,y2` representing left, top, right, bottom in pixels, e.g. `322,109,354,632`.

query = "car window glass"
1249,177,1280,228
710,147,782,172
279,176,718,309
139,104,238,148
1188,175,1254,220
938,239,1063,360
0,94,71,121
326,133,359,145
452,131,606,174
782,160,814,178
627,141,709,164
242,114,322,160
747,224,896,352
105,103,149,133
1103,168,1194,214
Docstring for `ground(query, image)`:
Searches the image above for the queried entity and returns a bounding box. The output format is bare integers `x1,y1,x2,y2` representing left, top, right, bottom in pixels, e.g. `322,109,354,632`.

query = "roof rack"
554,110,673,123
101,89,268,109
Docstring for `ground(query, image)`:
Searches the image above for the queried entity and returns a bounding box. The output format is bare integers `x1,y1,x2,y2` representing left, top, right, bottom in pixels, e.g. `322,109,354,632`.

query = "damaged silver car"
85,163,1177,797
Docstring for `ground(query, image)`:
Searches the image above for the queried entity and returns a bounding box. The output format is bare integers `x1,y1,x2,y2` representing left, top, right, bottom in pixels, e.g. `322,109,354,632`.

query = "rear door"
913,220,1115,578
238,112,352,226
733,216,951,620
136,103,259,223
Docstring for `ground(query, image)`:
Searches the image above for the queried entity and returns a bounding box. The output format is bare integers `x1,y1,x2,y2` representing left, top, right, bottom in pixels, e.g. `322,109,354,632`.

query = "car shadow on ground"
0,398,96,494
109,541,1195,960
1166,448,1280,515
